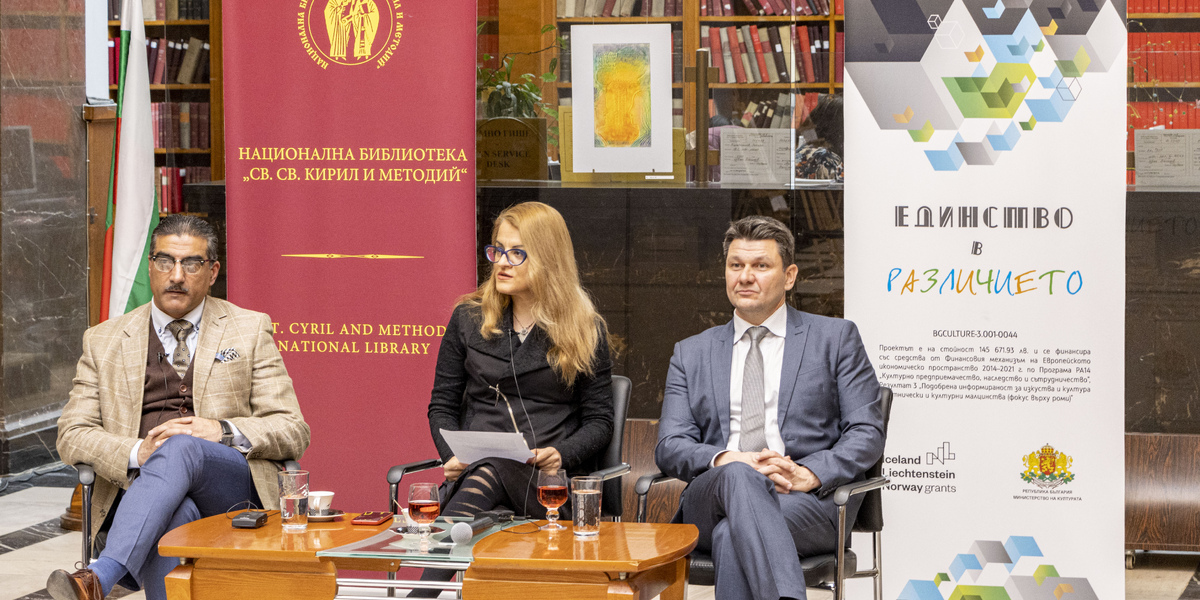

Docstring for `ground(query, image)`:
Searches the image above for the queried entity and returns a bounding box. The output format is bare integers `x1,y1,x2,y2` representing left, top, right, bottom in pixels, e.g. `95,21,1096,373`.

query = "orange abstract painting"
593,44,652,148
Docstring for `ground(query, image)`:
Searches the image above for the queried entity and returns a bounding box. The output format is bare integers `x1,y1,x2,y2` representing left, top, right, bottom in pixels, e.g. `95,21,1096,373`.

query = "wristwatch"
219,420,234,446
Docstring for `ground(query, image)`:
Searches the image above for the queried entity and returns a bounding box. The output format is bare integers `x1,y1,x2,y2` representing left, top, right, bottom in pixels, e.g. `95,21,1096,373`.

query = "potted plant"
476,24,561,181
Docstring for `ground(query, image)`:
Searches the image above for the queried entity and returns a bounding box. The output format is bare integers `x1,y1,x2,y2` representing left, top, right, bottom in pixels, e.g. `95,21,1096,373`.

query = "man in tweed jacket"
48,215,310,600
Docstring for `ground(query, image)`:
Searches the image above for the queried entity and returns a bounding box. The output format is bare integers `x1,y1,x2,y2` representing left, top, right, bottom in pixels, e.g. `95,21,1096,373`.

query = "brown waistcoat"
141,322,196,438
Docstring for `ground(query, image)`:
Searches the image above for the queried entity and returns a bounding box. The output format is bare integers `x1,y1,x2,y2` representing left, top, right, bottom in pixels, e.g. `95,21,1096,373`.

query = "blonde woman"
411,202,614,595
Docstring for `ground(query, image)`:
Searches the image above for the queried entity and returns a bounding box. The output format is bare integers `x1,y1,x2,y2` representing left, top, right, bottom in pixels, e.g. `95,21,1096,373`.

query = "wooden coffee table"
158,513,696,600
465,521,697,599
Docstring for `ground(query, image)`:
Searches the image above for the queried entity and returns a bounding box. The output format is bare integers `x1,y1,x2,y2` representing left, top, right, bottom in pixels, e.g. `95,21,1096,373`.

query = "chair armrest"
590,463,630,481
832,476,889,506
76,464,95,486
634,471,678,523
634,471,676,496
283,460,302,472
387,459,443,485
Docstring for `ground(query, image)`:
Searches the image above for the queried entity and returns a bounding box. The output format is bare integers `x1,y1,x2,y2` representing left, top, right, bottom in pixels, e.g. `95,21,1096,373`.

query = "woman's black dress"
427,303,614,518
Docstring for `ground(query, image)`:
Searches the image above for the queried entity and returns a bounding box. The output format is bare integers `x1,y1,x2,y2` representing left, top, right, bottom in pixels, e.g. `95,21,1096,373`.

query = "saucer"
308,509,344,522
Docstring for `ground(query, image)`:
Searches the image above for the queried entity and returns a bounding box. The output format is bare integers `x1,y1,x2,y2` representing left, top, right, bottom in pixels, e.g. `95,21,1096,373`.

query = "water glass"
570,475,601,538
279,470,309,533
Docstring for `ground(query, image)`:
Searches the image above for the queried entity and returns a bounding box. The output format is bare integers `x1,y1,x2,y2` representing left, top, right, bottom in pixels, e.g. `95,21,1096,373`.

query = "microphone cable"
506,318,541,519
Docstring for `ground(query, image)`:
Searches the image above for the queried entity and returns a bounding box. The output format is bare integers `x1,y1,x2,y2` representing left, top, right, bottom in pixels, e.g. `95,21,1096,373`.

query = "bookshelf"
1126,9,1200,184
529,0,842,166
107,0,223,212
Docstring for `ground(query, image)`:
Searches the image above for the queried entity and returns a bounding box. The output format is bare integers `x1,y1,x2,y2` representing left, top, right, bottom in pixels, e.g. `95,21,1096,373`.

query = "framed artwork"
570,24,673,174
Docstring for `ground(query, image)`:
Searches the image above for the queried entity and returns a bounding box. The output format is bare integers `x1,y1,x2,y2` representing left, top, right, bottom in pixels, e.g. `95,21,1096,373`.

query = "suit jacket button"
180,384,188,393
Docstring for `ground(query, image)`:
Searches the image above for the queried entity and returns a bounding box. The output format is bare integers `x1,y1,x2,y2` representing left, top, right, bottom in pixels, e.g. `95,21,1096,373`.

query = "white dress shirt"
151,299,204,363
712,303,789,465
129,300,249,469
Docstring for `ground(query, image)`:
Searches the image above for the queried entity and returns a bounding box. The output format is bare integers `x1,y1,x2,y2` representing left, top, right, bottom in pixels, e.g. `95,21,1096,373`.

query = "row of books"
554,0,842,17
158,167,212,214
701,0,833,17
733,91,820,129
556,0,685,17
152,102,211,149
737,92,796,128
1128,0,1200,12
108,36,209,85
703,25,840,84
1128,33,1200,82
1128,102,1194,146
109,0,210,21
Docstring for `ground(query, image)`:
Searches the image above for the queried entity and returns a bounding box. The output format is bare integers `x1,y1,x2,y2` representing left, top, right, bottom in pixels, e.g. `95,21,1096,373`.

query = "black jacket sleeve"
427,305,470,462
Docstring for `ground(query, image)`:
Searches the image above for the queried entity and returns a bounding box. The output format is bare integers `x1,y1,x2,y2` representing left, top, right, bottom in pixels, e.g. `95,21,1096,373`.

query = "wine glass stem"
548,508,558,525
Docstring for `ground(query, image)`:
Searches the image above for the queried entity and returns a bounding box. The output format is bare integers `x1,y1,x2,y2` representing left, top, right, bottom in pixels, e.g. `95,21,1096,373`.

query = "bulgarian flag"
101,0,159,322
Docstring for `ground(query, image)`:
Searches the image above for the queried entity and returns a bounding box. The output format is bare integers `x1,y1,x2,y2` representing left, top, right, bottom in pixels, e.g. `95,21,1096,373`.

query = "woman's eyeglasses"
484,245,528,266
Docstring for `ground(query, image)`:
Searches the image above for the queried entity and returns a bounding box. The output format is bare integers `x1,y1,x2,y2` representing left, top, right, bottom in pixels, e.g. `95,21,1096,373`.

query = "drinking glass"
278,470,309,533
537,469,568,530
571,475,601,538
408,482,441,543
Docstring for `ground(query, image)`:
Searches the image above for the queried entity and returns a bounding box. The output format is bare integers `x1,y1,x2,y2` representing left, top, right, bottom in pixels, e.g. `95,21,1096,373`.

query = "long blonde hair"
458,202,607,385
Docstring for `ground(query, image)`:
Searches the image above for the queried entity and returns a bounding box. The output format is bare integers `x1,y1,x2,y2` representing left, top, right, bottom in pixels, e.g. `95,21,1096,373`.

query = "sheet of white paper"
439,429,533,464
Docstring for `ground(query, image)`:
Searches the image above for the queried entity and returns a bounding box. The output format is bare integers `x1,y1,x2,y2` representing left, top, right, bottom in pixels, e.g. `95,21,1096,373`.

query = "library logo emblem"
298,0,405,70
845,0,1125,171
1020,443,1074,489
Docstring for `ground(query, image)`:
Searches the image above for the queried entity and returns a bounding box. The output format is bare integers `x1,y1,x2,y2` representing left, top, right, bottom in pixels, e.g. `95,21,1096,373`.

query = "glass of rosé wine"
408,482,441,543
537,469,568,530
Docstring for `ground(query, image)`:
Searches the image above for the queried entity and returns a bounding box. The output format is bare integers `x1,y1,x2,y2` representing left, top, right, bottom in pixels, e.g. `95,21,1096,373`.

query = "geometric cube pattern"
1005,536,1045,572
846,0,1125,170
897,536,1099,600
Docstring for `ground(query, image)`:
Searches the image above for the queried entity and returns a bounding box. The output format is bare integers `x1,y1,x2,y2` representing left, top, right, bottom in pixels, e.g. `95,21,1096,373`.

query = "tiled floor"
0,467,1192,600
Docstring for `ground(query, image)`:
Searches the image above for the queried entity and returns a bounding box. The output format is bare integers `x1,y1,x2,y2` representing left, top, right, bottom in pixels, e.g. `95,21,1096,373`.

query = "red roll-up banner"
223,0,476,510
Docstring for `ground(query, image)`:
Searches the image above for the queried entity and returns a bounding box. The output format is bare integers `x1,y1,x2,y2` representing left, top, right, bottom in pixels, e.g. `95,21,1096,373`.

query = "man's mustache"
166,284,189,294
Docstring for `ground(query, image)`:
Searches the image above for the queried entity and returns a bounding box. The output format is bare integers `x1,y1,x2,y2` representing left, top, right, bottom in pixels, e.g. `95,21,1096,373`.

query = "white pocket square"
216,348,240,363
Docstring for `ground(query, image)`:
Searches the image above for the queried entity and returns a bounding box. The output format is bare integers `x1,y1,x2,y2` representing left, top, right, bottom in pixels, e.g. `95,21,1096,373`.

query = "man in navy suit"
655,215,884,600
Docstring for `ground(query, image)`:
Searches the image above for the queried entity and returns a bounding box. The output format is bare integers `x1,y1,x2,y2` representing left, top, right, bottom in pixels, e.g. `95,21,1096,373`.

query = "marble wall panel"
1127,190,1200,435
0,6,90,474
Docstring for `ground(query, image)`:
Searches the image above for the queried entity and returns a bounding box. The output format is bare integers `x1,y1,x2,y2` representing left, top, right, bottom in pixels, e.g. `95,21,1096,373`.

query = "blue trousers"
98,435,260,600
680,462,840,600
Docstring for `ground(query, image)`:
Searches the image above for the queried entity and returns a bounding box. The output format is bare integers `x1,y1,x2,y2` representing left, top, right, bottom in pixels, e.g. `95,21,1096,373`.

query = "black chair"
73,458,303,567
634,386,893,600
386,374,633,520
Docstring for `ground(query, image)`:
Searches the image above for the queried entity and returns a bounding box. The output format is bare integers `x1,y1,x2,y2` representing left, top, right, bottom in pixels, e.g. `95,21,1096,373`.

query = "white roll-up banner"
844,1,1126,598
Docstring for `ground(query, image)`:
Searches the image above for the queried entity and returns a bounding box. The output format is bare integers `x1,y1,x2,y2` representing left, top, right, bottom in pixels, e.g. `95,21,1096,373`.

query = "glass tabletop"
316,516,534,563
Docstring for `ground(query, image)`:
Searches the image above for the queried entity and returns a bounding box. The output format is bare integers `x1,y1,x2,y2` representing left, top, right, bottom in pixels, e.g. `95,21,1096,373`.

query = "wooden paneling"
1126,433,1200,551
83,104,116,327
623,418,686,523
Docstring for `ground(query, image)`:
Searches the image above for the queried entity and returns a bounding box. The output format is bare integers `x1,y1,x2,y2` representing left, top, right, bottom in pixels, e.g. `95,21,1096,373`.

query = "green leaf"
541,72,557,82
540,24,556,34
549,57,558,73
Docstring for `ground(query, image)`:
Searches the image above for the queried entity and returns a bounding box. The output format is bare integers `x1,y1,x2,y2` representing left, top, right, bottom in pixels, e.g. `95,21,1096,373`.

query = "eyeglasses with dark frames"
150,254,215,275
484,245,528,266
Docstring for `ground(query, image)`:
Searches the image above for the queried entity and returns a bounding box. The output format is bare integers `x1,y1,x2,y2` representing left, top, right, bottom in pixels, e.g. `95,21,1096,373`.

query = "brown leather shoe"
46,567,103,600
